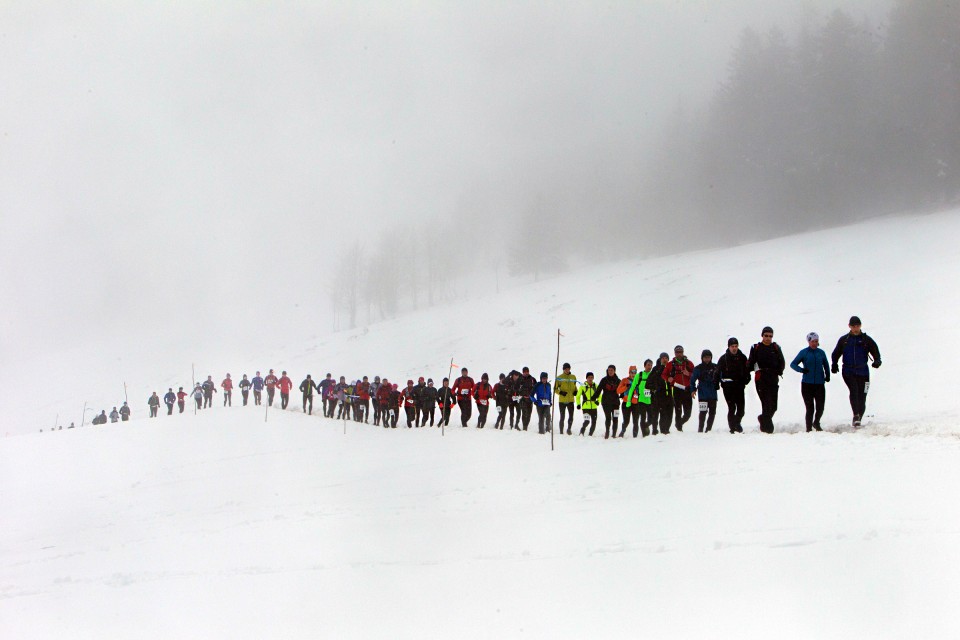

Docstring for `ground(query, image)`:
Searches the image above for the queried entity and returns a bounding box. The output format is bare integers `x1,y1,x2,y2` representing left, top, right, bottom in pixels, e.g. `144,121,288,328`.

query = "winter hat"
674,345,684,353
563,362,571,370
701,349,713,359
522,366,530,373
728,337,738,346
849,316,862,326
418,376,425,383
629,365,638,374
540,372,549,379
762,326,774,336
407,379,414,385
427,378,434,385
392,384,398,390
659,352,669,360
585,371,594,378
806,332,819,342
499,373,506,380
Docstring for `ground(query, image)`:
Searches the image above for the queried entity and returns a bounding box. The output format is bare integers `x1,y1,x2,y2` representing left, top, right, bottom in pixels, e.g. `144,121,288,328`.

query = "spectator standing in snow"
831,316,882,428
691,350,721,433
791,332,831,432
238,375,251,406
747,326,786,433
717,338,749,433
221,374,233,407
148,392,160,418
163,388,176,415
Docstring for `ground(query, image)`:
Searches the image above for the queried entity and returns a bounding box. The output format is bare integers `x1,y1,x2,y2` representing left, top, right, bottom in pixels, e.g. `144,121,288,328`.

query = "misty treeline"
648,1,960,242
329,1,958,330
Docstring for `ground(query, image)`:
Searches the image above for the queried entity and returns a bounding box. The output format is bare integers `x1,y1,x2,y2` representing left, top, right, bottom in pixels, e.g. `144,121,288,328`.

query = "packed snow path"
2,409,959,638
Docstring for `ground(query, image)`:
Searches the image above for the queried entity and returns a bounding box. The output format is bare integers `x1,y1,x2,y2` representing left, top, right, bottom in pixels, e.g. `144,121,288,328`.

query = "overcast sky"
0,1,892,402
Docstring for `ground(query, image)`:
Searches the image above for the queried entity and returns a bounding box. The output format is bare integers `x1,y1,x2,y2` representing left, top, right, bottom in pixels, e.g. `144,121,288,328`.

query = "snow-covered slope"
9,207,959,437
3,408,960,638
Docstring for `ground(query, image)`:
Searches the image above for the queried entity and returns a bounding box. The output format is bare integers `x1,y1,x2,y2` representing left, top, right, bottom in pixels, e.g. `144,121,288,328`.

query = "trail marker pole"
81,402,87,427
123,382,128,404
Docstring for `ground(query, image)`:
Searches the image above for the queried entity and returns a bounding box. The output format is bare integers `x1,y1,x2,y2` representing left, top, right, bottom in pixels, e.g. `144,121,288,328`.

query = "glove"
576,405,581,410
831,363,839,374
872,360,882,369
825,375,831,383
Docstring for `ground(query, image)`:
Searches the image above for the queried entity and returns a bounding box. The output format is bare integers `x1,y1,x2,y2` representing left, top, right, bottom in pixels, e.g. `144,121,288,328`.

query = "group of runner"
67,317,881,436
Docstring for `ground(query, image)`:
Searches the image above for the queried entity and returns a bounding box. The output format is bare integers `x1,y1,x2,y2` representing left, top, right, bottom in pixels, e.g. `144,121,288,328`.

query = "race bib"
478,399,488,405
496,406,502,414
699,401,708,413
613,410,620,418
541,400,551,406
864,382,870,394
512,396,520,402
389,410,396,418
673,382,686,390
461,389,470,395
643,389,651,398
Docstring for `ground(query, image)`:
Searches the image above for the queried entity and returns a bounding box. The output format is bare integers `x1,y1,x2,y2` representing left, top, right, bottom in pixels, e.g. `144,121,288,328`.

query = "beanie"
762,326,774,335
701,349,712,359
728,337,738,346
806,332,819,342
849,316,862,326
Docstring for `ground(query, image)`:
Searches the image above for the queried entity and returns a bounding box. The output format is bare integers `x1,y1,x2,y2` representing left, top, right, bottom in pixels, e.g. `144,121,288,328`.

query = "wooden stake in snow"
551,329,561,452
123,382,128,404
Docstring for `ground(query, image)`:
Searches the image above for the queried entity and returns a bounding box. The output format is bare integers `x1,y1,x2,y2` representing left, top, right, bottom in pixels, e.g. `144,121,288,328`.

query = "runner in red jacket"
662,346,695,430
473,373,494,428
278,371,294,410
264,369,279,407
451,368,476,427
221,374,234,407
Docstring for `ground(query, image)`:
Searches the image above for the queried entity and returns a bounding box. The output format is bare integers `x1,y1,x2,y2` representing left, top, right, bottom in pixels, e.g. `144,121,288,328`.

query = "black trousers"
150,406,158,417
458,399,472,426
673,388,692,428
581,408,598,435
477,402,490,427
843,374,868,418
801,383,826,429
519,400,533,429
387,406,398,428
494,403,508,429
558,402,574,430
439,406,453,427
652,395,672,434
602,404,619,438
195,397,202,410
507,402,519,428
620,402,639,436
756,379,779,433
241,390,249,406
327,399,337,418
203,393,213,408
405,406,416,427
303,394,313,414
698,399,717,432
166,403,174,415
722,385,745,431
637,403,652,437
536,405,551,433
421,405,436,426
372,399,381,424
223,390,231,407
267,388,275,406
178,400,185,413
280,392,289,410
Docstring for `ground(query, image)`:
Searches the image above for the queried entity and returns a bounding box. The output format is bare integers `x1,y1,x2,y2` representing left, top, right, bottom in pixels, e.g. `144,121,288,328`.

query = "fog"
2,0,922,411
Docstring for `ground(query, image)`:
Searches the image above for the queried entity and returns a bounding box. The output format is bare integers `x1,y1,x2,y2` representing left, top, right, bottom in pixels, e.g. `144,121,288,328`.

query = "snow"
3,208,960,637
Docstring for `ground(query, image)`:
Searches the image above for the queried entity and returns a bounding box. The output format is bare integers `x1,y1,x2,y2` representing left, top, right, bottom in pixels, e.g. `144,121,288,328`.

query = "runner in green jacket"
555,363,578,435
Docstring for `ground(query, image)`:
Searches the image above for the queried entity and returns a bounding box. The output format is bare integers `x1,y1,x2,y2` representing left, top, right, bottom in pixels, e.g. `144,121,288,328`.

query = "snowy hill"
3,208,960,637
9,206,959,437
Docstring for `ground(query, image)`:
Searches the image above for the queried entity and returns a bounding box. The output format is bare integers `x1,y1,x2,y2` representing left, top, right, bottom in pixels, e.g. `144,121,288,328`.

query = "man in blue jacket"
531,372,553,435
691,350,721,432
831,316,882,427
791,332,831,432
251,371,265,406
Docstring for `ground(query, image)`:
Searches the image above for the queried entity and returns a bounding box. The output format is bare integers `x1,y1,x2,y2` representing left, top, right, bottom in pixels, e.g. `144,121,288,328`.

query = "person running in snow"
109,407,120,423
411,377,425,425
318,373,335,417
201,376,217,408
576,372,600,436
624,360,654,437
163,388,177,415
278,371,293,410
387,383,402,428
473,373,494,428
120,402,131,421
192,383,204,410
420,378,439,426
451,368,476,427
662,346,694,431
517,367,537,430
747,326,786,434
831,316,881,428
792,332,831,432
717,338,750,433
148,392,160,418
531,372,553,434
370,376,382,425
264,369,279,406
596,365,621,439
648,353,673,435
437,378,456,427
505,370,522,429
332,376,347,419
357,376,371,423
221,374,233,407
300,374,318,414
176,386,187,413
493,373,510,430
617,365,640,437
251,371,265,406
238,375,251,406
555,363,578,435
691,349,721,433
402,380,419,428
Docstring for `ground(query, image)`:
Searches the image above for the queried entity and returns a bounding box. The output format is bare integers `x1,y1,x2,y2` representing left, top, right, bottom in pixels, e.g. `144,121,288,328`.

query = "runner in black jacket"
747,326,786,434
595,365,621,439
717,337,750,433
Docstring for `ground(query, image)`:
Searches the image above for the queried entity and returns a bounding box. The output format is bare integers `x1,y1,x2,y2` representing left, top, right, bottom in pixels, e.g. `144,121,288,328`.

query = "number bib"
613,410,620,418
699,401,708,413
